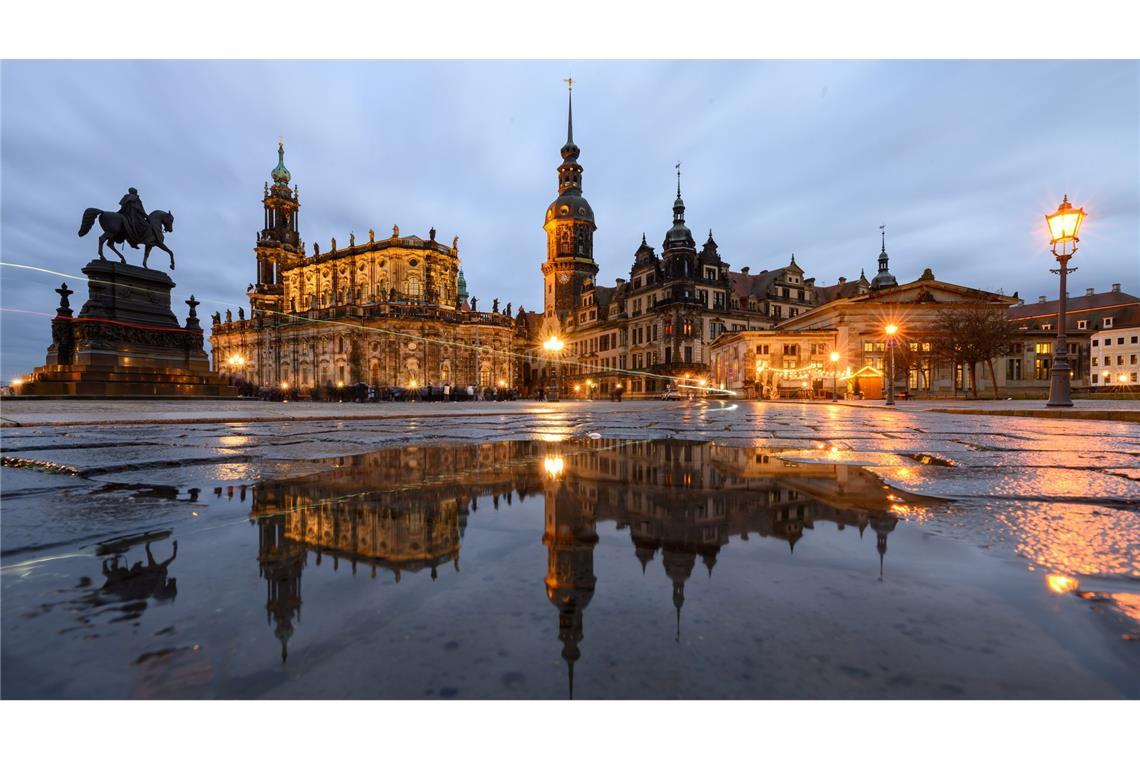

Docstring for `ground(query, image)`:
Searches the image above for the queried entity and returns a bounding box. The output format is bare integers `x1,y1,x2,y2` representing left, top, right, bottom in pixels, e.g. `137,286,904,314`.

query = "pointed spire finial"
880,224,886,254
642,232,647,245
563,76,575,145
675,161,682,199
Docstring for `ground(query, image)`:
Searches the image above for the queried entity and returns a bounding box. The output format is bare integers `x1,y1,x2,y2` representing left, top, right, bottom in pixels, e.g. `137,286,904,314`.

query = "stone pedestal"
16,260,238,398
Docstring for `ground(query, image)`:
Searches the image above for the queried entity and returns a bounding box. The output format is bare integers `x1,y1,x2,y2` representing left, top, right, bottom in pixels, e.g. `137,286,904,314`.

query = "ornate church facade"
209,143,519,392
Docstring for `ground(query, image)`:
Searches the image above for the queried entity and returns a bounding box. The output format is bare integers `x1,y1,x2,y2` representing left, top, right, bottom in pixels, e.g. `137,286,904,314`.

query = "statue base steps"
16,364,238,398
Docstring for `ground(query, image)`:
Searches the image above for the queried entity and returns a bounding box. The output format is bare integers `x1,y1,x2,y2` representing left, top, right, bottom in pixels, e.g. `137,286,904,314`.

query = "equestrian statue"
78,187,176,270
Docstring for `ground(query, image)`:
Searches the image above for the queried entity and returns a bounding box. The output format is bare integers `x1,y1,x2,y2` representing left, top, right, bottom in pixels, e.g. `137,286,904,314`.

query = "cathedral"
527,87,827,398
209,143,520,392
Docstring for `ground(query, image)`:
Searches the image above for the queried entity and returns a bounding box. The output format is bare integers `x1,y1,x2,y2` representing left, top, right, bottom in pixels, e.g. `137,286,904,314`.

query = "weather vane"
563,76,574,92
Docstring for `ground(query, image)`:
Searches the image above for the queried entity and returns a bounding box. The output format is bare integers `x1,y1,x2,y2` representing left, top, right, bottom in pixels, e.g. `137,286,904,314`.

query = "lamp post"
1045,195,1086,407
543,335,565,402
829,351,841,402
884,324,899,406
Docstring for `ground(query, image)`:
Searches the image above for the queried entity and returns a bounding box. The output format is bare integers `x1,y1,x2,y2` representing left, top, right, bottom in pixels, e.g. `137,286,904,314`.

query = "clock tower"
541,81,598,322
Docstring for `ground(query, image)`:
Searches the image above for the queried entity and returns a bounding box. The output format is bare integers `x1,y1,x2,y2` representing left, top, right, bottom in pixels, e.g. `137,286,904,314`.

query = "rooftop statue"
78,187,176,270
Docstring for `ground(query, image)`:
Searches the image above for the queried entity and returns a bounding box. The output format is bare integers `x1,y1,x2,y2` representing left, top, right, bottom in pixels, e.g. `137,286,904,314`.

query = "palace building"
526,88,823,398
209,143,519,392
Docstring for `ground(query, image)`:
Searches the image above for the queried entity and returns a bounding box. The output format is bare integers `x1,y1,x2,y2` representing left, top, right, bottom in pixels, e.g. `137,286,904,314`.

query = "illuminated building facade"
209,143,519,392
527,92,823,398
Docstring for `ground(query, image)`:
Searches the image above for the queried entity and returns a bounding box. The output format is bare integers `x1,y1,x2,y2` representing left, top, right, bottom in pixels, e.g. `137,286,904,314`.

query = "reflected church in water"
237,439,914,696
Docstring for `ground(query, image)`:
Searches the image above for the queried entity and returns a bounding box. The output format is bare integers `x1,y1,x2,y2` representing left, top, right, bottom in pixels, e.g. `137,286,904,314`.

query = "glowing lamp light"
543,455,565,478
829,351,841,363
698,378,708,387
280,381,289,390
884,323,899,337
11,377,24,387
543,336,565,352
408,379,419,389
1119,373,1129,384
227,354,245,368
1046,573,1079,594
1045,195,1086,246
615,383,622,390
336,380,344,388
573,384,581,392
498,379,507,388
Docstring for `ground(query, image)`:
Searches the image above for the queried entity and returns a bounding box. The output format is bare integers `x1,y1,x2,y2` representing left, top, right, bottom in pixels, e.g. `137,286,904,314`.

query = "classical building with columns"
209,143,519,392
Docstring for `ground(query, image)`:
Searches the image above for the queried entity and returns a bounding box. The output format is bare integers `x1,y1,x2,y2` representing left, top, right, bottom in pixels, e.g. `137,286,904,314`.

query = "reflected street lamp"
1045,195,1086,407
884,324,899,406
829,350,841,402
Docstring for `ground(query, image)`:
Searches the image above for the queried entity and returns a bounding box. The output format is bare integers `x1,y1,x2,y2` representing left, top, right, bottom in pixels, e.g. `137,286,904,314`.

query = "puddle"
2,438,1137,699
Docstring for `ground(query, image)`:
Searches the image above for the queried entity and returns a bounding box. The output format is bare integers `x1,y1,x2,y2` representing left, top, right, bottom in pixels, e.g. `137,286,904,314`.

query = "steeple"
271,140,291,188
663,162,694,252
870,224,898,290
542,79,598,321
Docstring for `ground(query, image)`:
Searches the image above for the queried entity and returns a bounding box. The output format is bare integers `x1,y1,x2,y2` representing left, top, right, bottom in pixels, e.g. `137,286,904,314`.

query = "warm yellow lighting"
543,455,565,478
573,384,581,392
498,379,507,388
615,383,622,390
586,379,594,387
336,380,344,388
280,381,289,390
10,377,24,387
543,336,565,352
829,351,841,363
1046,573,1079,594
698,378,707,387
227,354,246,368
408,379,419,389
1119,374,1129,384
1045,195,1086,246
885,323,899,336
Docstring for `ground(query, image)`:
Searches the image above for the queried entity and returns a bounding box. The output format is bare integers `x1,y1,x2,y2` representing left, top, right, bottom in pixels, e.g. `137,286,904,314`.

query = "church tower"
251,141,305,316
541,81,598,322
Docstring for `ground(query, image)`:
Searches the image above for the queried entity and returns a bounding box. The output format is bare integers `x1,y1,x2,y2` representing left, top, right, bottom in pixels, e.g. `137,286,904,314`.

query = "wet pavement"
1,401,1138,698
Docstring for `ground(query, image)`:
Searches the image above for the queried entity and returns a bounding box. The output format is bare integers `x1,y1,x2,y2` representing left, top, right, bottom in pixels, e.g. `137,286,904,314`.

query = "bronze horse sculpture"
78,207,176,270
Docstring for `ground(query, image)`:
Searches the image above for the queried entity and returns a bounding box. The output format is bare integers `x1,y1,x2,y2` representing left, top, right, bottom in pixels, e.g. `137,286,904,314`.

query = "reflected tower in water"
542,453,598,699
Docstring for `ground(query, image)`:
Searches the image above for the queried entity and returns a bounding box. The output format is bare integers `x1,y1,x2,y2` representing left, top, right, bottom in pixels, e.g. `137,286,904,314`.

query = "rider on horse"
118,187,148,248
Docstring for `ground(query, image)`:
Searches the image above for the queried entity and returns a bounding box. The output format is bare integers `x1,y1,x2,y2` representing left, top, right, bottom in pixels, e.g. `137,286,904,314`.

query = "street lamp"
829,350,841,401
542,335,565,401
1044,194,1086,407
884,323,899,406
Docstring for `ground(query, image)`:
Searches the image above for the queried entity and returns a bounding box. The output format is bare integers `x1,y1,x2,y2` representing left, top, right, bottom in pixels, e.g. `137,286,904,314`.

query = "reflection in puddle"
4,438,1137,699
244,440,936,692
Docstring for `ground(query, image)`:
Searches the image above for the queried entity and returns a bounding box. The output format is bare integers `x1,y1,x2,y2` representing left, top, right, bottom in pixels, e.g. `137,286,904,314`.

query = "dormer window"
1104,317,1114,328
1077,320,1087,330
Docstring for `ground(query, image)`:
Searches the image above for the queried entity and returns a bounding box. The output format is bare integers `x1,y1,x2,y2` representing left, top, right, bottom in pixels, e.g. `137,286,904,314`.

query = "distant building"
209,143,519,392
1006,283,1139,393
1087,303,1140,388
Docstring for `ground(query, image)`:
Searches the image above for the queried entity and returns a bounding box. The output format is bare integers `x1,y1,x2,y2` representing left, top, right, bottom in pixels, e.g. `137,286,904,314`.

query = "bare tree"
931,302,1016,399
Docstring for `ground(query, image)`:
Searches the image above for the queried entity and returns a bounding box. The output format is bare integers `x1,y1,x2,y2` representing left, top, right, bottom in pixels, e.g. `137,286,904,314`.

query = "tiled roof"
1009,290,1138,320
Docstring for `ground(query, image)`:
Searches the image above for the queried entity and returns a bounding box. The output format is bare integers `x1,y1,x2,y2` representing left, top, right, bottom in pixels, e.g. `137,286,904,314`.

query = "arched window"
406,276,423,300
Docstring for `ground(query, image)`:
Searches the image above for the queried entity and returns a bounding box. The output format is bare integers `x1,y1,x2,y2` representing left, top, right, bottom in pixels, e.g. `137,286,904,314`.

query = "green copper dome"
271,141,291,186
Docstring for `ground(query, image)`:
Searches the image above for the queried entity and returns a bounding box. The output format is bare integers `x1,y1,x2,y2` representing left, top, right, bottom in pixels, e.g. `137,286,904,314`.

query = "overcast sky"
2,60,1137,378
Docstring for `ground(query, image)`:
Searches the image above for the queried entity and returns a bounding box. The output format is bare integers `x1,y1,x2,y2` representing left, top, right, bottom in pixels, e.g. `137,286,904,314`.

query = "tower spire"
563,76,575,145
675,161,682,199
